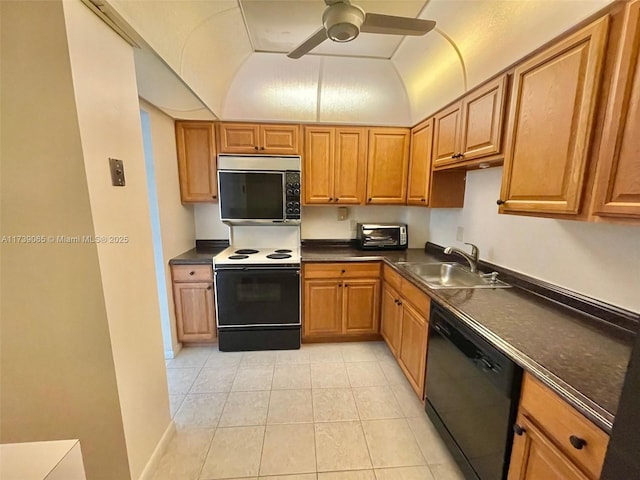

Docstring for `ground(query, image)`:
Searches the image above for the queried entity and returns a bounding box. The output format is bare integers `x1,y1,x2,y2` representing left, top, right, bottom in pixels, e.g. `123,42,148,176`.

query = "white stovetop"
214,246,301,266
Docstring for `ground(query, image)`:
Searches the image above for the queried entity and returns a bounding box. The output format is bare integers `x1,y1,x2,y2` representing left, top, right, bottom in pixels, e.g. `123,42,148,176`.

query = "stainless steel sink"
399,262,511,289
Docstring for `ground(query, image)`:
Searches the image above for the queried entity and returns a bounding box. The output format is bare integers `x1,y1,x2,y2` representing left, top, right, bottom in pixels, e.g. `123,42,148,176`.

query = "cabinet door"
342,279,380,334
260,124,300,154
591,0,640,219
175,121,217,203
460,75,507,161
398,302,428,398
500,18,608,214
508,415,589,480
380,283,402,356
407,118,434,206
432,102,462,167
218,123,260,153
303,279,342,337
366,128,410,204
303,127,335,204
334,128,367,204
173,282,216,342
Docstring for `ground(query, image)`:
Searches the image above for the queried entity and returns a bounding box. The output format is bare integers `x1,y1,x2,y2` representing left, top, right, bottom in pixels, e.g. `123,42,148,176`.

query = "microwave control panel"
285,171,301,220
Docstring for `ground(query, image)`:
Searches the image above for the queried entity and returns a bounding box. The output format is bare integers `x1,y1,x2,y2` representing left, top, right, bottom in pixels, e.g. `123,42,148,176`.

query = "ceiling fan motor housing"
323,3,365,42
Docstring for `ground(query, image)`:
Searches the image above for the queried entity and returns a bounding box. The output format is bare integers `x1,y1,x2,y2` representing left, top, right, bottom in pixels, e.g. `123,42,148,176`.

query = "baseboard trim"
137,420,176,480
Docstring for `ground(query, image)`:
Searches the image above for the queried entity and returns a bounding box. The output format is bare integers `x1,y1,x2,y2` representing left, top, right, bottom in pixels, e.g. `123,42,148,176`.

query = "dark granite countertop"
169,246,227,265
301,245,635,433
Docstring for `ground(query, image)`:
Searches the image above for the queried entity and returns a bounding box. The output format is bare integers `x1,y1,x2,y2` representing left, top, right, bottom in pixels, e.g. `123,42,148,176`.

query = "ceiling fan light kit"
323,3,364,42
287,0,436,59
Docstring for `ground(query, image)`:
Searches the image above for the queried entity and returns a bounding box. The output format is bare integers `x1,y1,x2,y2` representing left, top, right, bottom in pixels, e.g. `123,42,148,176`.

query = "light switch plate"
109,158,125,186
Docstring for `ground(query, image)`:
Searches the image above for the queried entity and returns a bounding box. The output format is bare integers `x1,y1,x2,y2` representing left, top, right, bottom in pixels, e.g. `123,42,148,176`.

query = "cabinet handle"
569,435,587,450
329,197,333,201
451,154,456,159
345,284,349,287
189,271,195,276
394,299,399,304
513,424,526,436
338,283,342,287
334,198,339,202
212,195,217,199
341,269,346,274
260,146,265,150
368,198,372,202
496,199,505,205
420,198,426,202
254,145,259,150
206,285,212,291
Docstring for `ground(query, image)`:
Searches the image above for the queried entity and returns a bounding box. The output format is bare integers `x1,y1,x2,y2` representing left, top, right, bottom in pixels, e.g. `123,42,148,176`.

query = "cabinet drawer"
383,264,402,291
400,279,431,320
520,374,609,479
304,262,381,279
172,264,213,282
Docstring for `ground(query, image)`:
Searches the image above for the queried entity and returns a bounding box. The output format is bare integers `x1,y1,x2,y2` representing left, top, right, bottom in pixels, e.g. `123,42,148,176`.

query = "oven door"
215,267,300,327
218,170,285,221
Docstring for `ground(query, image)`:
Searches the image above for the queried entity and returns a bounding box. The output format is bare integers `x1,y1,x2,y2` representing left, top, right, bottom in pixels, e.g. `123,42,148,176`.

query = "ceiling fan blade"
361,13,436,36
287,27,328,59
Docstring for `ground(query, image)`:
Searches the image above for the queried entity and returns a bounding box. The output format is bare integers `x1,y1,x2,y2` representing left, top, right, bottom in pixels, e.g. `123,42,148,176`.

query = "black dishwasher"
425,302,522,480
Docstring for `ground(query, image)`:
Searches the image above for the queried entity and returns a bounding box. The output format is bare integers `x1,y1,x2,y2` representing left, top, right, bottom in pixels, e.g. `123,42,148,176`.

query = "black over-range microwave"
217,155,301,224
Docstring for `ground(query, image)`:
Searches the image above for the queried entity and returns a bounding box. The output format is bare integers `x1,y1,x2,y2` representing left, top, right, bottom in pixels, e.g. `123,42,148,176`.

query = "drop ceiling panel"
241,0,427,58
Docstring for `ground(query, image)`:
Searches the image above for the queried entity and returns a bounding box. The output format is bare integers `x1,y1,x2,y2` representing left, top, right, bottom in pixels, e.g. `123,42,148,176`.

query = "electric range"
213,228,301,352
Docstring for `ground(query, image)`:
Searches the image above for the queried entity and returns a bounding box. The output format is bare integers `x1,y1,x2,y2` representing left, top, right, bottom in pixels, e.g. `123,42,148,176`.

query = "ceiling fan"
287,0,436,59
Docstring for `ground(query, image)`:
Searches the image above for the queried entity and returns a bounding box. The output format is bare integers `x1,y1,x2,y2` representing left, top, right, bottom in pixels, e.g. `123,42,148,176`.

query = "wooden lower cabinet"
508,374,609,480
380,283,402,355
303,279,343,336
509,414,589,480
303,262,381,340
397,301,429,398
380,277,430,399
171,265,217,343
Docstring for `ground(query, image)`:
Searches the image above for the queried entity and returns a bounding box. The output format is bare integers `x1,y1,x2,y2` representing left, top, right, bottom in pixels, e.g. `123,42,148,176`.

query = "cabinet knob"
421,198,426,202
513,424,526,436
368,198,372,202
496,199,505,205
189,271,195,276
394,299,399,305
212,195,217,199
329,197,333,201
254,145,259,150
260,146,265,150
569,435,587,450
341,269,346,274
334,198,339,202
451,154,456,159
397,301,402,306
345,284,349,287
206,285,212,290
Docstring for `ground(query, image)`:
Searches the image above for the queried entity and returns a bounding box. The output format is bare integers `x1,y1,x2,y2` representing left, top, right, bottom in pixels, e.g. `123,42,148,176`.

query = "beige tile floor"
156,341,465,480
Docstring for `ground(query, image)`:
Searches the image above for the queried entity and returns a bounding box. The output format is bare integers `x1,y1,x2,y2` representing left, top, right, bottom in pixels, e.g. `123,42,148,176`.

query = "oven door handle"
215,268,300,274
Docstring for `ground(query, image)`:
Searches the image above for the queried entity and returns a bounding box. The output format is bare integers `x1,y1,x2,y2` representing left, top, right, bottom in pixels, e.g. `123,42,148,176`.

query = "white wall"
194,203,230,240
139,99,196,357
1,1,130,478
63,2,171,479
429,168,640,313
301,206,430,248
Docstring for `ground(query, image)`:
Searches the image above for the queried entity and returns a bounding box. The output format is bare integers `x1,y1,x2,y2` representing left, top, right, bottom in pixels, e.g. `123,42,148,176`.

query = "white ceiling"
109,0,614,125
240,0,428,58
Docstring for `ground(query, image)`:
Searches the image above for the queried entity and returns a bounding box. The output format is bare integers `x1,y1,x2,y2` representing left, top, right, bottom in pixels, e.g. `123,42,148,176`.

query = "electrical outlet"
456,226,464,242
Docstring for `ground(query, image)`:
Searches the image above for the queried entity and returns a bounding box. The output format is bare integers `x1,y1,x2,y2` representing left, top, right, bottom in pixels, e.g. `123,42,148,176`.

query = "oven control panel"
285,171,301,220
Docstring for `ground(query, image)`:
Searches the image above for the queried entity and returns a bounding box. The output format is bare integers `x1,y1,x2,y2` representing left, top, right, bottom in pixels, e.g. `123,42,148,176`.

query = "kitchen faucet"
444,243,479,273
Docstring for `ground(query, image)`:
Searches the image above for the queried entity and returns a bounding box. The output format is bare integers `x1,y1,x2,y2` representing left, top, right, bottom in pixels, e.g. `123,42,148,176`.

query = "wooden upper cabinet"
366,128,410,204
407,118,434,206
303,126,367,205
218,123,300,154
460,74,507,161
432,75,508,169
260,124,300,154
175,121,217,203
591,0,640,219
304,127,334,204
499,18,609,215
333,128,367,204
432,103,462,166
